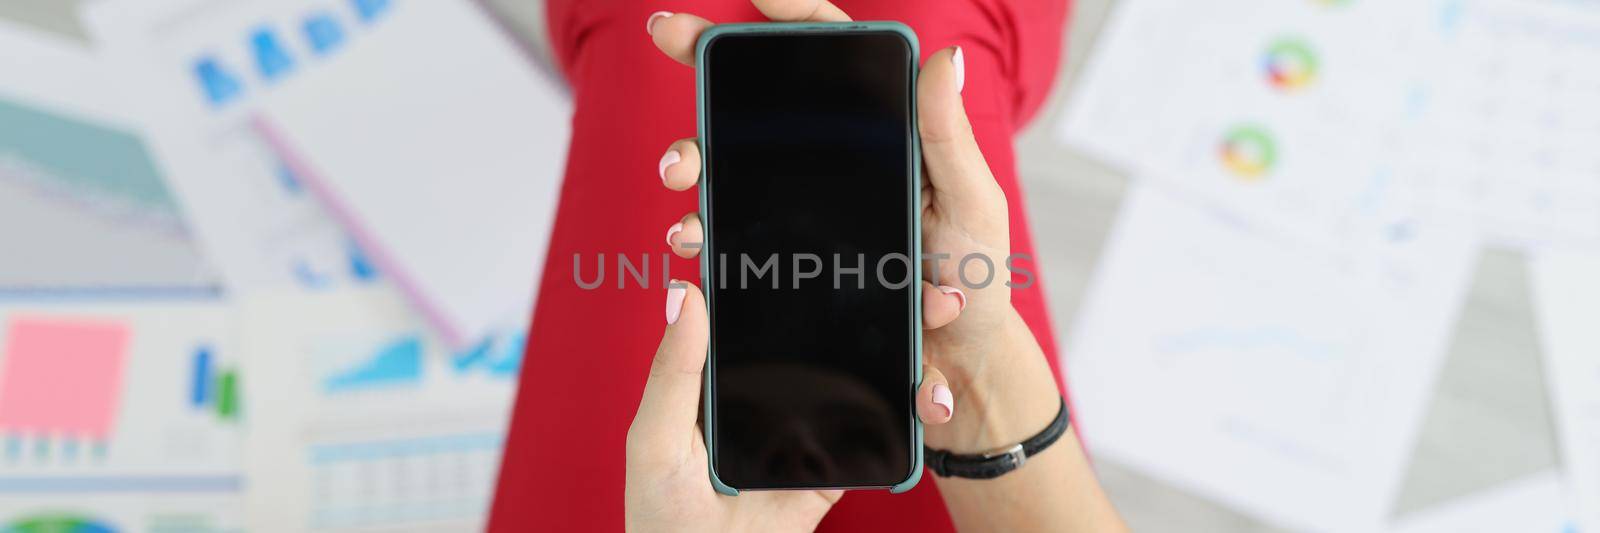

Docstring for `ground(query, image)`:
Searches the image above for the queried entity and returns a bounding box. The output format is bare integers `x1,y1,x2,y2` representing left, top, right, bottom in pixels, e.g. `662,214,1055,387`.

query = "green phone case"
696,21,924,496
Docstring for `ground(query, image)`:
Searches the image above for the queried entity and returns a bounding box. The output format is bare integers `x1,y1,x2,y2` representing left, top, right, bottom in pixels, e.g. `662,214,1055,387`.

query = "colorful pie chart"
1219,125,1278,180
1263,38,1318,92
3,514,117,533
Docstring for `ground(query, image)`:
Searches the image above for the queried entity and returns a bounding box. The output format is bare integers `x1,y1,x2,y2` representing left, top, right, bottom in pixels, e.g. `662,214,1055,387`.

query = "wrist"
926,311,1061,454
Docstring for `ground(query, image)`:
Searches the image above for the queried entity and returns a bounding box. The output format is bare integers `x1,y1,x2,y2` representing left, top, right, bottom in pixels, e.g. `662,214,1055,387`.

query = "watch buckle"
984,443,1026,469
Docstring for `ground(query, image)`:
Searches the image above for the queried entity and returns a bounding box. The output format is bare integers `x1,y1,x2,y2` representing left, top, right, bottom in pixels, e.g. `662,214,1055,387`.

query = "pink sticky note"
0,317,130,440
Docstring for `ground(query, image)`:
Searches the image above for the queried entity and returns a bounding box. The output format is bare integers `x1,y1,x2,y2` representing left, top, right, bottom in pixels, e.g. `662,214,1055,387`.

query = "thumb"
627,280,709,463
918,46,1005,211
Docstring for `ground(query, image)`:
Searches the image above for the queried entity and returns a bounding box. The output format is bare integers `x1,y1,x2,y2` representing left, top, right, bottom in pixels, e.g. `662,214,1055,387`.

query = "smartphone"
695,22,922,494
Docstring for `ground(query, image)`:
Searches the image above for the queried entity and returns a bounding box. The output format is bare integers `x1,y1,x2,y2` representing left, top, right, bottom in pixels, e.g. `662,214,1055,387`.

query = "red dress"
491,1,1072,530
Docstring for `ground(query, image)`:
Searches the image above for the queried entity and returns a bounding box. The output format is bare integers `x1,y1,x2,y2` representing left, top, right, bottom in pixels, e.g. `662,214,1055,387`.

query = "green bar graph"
215,370,239,420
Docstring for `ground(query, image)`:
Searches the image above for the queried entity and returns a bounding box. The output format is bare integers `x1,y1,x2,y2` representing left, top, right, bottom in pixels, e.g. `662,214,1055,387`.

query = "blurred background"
0,0,1597,532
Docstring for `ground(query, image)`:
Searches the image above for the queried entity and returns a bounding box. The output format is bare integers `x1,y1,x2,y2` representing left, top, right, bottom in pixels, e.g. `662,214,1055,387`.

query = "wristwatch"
924,397,1070,479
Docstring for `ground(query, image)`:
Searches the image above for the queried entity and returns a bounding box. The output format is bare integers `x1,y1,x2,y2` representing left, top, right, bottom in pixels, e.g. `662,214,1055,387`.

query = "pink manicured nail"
646,11,673,36
658,150,681,184
665,222,684,247
952,46,965,94
666,281,686,325
932,384,954,418
939,285,967,311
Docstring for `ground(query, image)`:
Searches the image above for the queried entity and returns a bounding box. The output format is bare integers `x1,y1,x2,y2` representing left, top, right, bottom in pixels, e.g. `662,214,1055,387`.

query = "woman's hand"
624,280,835,533
648,0,1062,458
625,281,959,532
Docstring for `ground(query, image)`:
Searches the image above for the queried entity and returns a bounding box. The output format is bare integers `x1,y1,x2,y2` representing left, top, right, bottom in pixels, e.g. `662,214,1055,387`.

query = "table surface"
1,1,1557,530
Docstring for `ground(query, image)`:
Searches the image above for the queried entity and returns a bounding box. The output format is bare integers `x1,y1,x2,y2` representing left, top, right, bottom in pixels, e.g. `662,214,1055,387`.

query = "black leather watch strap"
924,397,1070,479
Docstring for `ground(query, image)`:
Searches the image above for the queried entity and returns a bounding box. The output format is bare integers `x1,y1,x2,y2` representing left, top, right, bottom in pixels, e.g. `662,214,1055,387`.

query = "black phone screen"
702,30,917,490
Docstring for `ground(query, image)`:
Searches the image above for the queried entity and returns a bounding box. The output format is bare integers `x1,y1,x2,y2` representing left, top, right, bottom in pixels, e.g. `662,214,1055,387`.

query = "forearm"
928,313,1128,532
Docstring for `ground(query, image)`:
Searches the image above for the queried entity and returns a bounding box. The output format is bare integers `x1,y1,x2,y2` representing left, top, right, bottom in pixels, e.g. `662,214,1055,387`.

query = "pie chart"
1263,38,1318,92
3,513,117,533
1219,125,1279,180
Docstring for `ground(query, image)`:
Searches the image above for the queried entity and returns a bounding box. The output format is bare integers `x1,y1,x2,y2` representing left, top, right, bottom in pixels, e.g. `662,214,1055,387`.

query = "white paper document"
1067,185,1475,532
1060,0,1600,249
1060,0,1431,249
0,299,244,528
238,288,520,531
1531,251,1600,533
253,0,570,348
1391,0,1600,248
0,19,214,296
0,21,241,526
83,0,386,293
1388,471,1577,533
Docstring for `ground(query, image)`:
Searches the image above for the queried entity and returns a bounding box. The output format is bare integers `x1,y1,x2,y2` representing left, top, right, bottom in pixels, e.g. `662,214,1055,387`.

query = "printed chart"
240,288,517,531
1057,1,1600,528
1392,0,1600,248
2,512,118,533
1065,186,1475,532
253,0,569,348
319,332,522,394
84,0,387,293
1061,0,1600,250
0,318,130,461
0,20,214,297
0,302,241,476
305,431,503,529
0,18,241,529
0,491,242,533
188,345,240,422
1062,0,1432,252
321,335,425,393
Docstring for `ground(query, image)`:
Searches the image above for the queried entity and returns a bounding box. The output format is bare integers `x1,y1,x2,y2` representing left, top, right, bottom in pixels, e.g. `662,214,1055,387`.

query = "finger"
918,46,1005,208
666,213,704,259
916,365,954,425
627,280,709,462
751,0,852,21
921,280,965,329
659,138,701,191
648,11,715,66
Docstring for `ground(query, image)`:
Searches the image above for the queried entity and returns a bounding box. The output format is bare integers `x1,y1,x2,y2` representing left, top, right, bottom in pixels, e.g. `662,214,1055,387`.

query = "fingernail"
932,384,954,418
665,222,684,247
952,46,965,94
939,285,967,311
646,11,673,36
658,149,681,185
666,281,686,325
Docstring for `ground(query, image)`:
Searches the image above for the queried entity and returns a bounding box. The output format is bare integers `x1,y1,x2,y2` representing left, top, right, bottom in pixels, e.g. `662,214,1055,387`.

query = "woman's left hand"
625,280,955,532
624,280,838,532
